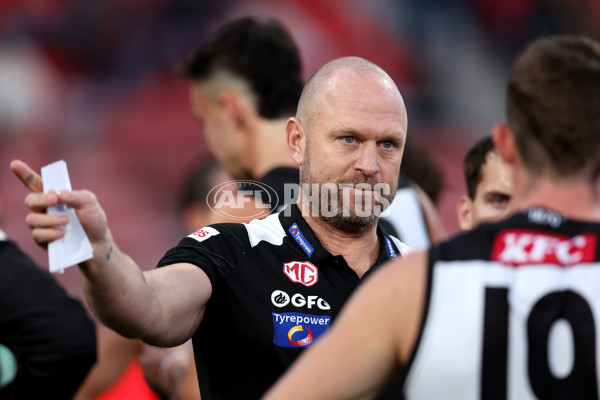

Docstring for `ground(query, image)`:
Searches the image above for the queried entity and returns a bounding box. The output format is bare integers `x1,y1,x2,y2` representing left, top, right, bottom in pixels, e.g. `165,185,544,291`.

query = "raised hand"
10,159,110,250
10,160,210,349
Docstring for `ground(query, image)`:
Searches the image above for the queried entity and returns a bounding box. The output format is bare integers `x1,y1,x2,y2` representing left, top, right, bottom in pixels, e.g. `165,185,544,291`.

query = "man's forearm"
79,234,161,341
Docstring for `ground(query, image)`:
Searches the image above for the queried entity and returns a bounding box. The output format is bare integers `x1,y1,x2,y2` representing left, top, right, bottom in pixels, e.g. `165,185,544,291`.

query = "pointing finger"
10,159,43,193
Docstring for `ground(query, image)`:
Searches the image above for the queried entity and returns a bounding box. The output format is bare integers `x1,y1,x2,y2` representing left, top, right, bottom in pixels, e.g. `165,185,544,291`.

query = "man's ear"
491,123,516,164
286,117,305,167
456,195,474,231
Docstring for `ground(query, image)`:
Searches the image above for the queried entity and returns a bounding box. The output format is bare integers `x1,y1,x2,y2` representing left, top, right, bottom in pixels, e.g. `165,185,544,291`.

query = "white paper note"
41,160,93,273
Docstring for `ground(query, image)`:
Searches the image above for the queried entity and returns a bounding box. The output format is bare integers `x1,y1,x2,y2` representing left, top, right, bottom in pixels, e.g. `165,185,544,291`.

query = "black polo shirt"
157,203,410,399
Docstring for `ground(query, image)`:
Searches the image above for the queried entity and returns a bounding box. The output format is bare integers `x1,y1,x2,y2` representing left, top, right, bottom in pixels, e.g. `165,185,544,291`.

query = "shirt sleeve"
156,223,248,289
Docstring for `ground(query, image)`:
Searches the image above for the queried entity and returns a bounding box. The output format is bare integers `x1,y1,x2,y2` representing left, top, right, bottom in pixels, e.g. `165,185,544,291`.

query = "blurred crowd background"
1,0,599,303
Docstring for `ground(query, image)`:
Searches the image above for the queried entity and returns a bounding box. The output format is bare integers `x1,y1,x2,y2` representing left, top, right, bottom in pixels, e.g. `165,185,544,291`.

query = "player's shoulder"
184,222,249,247
185,212,286,248
242,212,287,248
430,216,511,263
430,208,600,264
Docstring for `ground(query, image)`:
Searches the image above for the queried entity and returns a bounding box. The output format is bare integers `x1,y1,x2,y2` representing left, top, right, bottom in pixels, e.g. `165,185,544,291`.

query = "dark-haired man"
265,34,600,400
181,16,302,212
456,135,513,230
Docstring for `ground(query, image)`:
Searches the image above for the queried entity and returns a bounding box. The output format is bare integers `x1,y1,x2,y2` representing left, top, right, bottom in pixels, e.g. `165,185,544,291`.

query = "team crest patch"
283,261,318,287
272,312,331,347
187,227,220,243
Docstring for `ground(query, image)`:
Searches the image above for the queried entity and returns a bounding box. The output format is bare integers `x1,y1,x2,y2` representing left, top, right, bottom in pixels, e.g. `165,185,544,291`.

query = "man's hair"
463,136,496,199
179,16,303,119
507,34,600,181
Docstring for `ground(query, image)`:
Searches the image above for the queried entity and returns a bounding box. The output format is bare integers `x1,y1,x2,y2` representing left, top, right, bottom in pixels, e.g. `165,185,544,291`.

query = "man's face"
189,83,251,180
299,70,407,233
458,151,514,230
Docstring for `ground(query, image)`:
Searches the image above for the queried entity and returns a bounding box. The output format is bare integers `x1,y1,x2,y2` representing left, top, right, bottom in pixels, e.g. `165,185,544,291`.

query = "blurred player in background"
456,135,514,230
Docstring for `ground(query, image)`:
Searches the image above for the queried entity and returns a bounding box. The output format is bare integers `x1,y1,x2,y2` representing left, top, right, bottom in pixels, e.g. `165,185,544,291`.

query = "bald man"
12,56,411,399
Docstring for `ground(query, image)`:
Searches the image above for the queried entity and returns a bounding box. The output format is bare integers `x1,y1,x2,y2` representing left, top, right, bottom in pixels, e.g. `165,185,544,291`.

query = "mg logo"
283,261,318,287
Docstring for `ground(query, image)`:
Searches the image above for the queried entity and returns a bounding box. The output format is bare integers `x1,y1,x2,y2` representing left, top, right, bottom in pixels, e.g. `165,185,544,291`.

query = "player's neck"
515,174,600,222
298,199,380,278
250,118,297,179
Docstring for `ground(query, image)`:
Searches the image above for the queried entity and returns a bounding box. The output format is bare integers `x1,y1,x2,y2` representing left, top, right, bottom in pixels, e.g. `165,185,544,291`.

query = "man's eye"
382,141,393,149
492,195,509,206
344,136,354,144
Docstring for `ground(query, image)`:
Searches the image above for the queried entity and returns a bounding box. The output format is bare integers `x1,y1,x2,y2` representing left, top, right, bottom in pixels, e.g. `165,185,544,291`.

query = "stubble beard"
300,147,397,234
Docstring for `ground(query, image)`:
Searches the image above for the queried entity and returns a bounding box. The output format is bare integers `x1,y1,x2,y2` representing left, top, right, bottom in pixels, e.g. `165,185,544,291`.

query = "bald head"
286,56,407,233
297,57,405,132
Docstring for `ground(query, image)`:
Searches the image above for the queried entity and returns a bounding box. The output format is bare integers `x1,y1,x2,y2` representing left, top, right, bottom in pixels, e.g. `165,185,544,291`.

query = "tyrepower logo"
491,230,597,266
283,261,318,287
287,325,313,346
272,312,331,348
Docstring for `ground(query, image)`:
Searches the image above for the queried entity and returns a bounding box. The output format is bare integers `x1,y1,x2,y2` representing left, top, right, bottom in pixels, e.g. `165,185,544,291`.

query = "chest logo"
283,261,318,287
287,326,313,346
271,290,331,310
272,312,331,348
289,222,314,257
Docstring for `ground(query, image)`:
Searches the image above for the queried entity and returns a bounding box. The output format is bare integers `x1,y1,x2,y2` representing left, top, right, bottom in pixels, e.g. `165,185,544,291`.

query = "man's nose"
354,144,380,176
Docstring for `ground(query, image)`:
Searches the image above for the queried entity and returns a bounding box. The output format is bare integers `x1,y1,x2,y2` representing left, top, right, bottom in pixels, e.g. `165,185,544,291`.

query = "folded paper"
41,160,93,273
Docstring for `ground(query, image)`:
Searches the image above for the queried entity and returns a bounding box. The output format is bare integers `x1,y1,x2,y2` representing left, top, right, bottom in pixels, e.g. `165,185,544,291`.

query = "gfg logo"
271,290,331,310
206,180,279,220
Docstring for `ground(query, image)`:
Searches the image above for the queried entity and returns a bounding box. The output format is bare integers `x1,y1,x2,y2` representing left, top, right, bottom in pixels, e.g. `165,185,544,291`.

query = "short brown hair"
463,136,496,200
507,35,600,181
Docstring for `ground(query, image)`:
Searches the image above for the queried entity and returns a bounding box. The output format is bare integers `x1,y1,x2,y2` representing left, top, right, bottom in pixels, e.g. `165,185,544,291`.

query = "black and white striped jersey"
404,207,600,399
380,175,431,250
158,203,410,399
